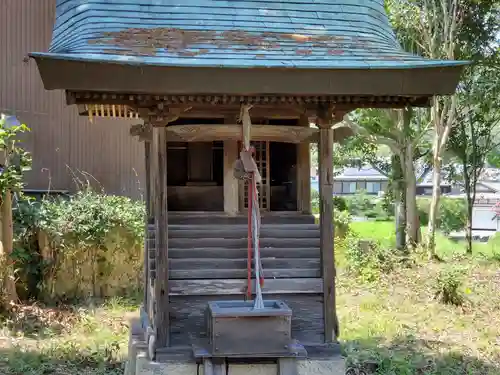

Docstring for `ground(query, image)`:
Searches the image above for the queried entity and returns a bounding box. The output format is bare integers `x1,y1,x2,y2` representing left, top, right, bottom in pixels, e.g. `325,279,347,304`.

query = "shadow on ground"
0,303,78,339
1,332,499,374
343,335,500,375
0,346,124,375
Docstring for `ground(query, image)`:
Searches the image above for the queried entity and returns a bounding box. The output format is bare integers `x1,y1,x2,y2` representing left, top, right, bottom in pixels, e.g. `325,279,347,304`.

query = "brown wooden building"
0,0,144,198
30,0,466,374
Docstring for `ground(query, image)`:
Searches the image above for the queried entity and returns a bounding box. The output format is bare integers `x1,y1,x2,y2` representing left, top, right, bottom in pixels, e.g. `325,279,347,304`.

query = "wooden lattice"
241,141,270,211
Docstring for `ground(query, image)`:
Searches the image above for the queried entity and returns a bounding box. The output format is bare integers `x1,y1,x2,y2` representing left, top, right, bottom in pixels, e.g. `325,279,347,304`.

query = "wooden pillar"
297,115,311,214
153,126,169,348
224,140,239,215
297,142,311,214
145,141,152,217
318,117,339,343
144,140,151,309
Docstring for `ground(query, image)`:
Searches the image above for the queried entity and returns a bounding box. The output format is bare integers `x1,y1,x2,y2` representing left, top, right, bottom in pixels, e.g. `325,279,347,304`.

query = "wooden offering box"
206,300,292,357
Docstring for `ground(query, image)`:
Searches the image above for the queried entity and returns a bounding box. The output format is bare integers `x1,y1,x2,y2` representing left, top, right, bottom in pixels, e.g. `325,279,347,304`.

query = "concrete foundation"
125,319,345,375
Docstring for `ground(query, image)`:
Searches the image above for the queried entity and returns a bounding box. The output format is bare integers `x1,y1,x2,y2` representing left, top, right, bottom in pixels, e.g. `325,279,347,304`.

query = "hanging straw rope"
250,170,264,309
233,105,265,309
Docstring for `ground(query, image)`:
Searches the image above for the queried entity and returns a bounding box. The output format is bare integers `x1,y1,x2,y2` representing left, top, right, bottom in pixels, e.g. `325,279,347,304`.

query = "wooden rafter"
69,91,431,111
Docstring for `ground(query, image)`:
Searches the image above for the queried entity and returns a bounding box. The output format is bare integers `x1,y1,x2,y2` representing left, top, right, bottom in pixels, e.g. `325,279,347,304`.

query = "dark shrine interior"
165,118,298,212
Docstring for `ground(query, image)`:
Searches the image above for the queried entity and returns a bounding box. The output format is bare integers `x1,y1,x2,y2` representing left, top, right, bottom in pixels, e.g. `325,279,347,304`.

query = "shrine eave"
30,53,466,98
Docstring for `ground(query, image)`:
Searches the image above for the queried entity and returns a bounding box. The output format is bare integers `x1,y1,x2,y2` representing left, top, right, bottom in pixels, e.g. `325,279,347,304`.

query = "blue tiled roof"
31,0,467,70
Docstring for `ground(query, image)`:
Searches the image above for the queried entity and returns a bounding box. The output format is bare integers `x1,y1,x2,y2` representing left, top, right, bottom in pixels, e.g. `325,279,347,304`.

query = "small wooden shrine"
30,0,466,372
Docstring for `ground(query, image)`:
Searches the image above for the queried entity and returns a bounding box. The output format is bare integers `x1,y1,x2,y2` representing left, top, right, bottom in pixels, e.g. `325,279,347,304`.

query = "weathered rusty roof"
31,0,466,70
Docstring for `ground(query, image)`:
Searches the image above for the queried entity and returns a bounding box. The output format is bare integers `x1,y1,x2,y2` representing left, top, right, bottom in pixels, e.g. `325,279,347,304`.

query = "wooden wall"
0,0,144,199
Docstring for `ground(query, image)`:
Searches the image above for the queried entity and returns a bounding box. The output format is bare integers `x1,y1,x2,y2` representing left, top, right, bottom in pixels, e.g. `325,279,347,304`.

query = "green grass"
343,220,500,374
339,264,500,374
1,221,499,374
350,220,500,261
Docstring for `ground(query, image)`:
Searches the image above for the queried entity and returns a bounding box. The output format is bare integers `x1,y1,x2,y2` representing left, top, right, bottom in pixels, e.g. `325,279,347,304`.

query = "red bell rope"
247,170,253,299
244,146,264,300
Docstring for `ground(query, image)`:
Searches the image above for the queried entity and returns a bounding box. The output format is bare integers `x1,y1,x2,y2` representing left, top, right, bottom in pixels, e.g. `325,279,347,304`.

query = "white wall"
472,206,498,231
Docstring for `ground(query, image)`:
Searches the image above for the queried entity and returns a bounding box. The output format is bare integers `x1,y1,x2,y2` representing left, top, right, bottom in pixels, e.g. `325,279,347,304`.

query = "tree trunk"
426,156,442,258
403,144,419,248
1,190,18,306
392,156,406,251
465,207,473,254
464,177,473,254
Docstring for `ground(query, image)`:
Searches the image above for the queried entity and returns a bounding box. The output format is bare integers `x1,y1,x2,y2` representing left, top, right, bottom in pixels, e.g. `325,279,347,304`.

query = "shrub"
417,198,431,226
346,190,375,216
340,232,397,282
12,197,44,300
333,196,347,212
38,189,144,251
12,189,146,301
311,191,347,215
439,198,467,235
334,208,351,238
417,197,467,233
483,233,500,261
434,266,467,306
381,190,395,217
311,189,319,214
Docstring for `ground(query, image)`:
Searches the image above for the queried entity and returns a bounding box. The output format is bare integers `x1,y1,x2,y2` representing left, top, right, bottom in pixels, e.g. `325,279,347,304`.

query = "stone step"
169,247,320,259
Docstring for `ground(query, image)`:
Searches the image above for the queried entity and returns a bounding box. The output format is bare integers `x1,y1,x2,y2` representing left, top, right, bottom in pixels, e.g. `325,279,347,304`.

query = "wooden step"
167,224,319,231
168,237,320,249
169,268,320,280
169,258,320,270
167,214,316,225
169,247,320,259
168,228,320,239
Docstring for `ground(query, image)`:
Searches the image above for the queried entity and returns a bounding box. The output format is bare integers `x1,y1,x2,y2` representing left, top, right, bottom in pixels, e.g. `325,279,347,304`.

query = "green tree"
448,56,500,253
344,107,432,248
0,114,31,307
386,0,499,257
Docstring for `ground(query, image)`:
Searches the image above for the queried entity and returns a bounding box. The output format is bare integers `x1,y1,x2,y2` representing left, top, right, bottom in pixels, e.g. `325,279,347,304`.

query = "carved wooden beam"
131,104,193,141
138,104,192,126
164,124,319,143
130,123,153,142
315,104,352,128
314,105,354,143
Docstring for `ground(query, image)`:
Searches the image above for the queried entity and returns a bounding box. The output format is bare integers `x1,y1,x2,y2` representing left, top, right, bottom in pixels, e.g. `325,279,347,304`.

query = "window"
342,182,357,194
366,182,381,194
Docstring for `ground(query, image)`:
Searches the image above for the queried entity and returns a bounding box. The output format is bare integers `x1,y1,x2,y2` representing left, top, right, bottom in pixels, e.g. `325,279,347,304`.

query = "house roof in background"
480,168,500,182
477,181,500,193
334,166,388,181
334,164,453,186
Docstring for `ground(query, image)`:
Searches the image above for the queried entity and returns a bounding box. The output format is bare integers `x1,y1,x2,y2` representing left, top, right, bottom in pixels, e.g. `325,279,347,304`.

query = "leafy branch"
0,115,32,199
